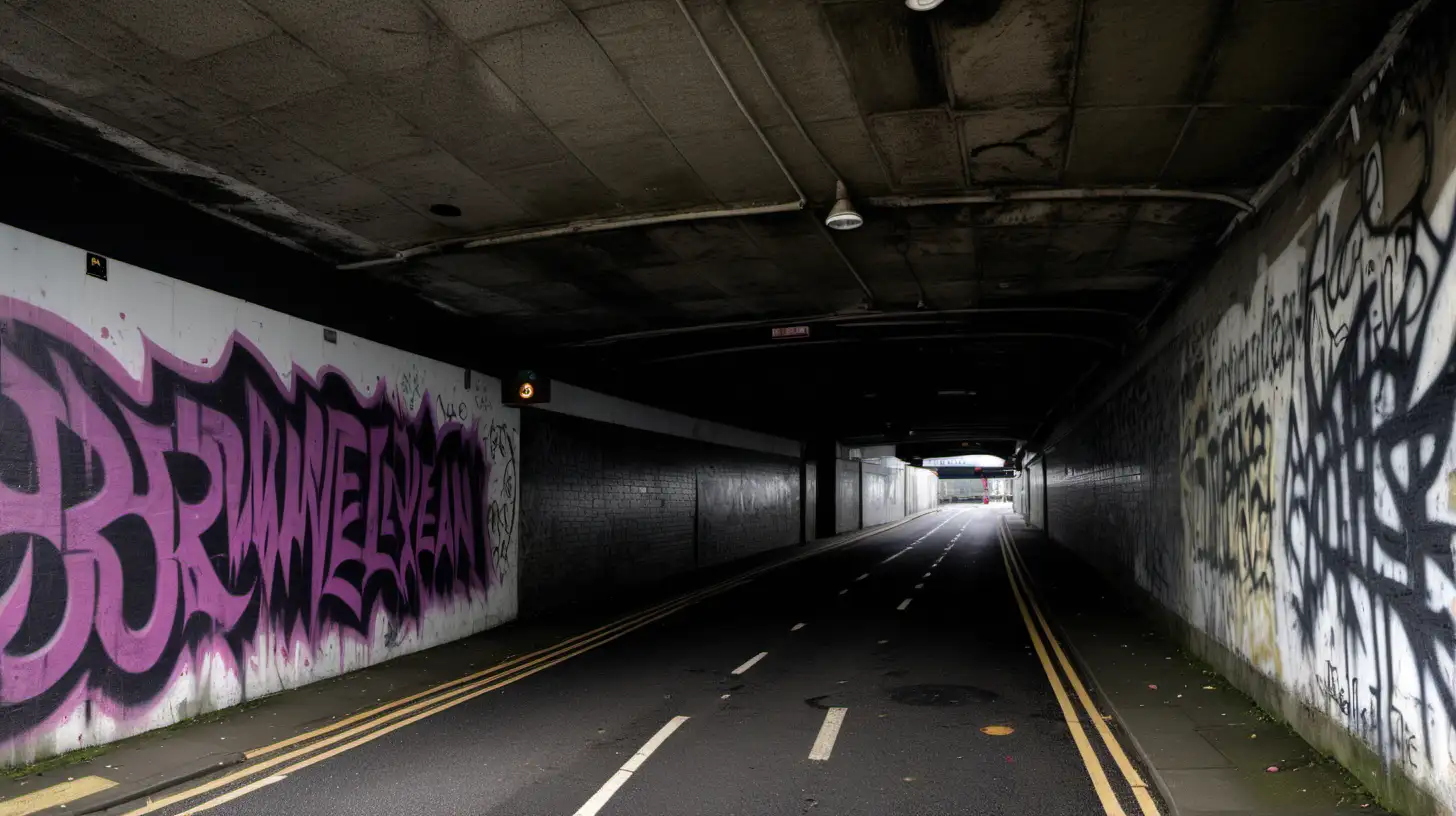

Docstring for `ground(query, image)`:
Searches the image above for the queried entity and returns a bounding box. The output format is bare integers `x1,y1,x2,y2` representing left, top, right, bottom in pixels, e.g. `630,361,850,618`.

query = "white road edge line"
791,623,806,632
897,598,912,611
808,707,848,761
574,716,690,816
855,573,870,582
880,548,910,565
732,651,768,675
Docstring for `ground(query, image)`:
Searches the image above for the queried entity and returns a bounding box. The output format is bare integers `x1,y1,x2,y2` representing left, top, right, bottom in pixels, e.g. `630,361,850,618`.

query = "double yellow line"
996,516,1160,816
125,513,937,816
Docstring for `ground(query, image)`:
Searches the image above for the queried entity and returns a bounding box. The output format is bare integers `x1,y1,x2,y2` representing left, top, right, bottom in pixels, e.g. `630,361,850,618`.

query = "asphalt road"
131,506,1144,816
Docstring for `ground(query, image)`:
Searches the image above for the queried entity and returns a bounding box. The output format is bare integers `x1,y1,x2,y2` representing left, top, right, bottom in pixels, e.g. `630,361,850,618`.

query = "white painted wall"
0,222,518,764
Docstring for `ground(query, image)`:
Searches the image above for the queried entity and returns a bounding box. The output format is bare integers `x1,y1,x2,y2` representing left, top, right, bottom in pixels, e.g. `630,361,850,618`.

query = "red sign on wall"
771,325,810,339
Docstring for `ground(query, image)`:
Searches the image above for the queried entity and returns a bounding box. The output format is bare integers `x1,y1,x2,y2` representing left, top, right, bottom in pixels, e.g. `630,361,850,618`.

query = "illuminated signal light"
504,370,550,406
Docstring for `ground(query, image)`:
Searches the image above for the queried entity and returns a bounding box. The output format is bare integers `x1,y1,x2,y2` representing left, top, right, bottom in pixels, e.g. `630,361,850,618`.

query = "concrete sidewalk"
0,513,936,815
1004,514,1389,816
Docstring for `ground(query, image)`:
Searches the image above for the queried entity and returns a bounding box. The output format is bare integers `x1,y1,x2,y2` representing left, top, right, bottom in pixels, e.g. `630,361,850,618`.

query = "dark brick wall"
518,410,800,615
1042,339,1183,605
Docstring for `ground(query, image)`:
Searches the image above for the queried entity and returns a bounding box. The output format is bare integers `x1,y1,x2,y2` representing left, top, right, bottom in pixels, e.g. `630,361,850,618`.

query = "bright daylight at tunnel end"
0,0,1452,814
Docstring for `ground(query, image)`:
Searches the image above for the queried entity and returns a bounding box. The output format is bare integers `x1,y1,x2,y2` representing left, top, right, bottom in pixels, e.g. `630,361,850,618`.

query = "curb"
74,752,246,815
1002,519,1181,816
1056,623,1182,816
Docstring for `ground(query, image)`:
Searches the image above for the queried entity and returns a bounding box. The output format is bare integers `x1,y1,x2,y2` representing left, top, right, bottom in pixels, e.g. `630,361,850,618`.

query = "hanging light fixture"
905,0,944,9
825,180,863,230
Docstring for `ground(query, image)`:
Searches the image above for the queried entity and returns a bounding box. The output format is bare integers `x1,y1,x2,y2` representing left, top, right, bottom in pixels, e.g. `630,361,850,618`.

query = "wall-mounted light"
825,180,863,230
905,0,944,9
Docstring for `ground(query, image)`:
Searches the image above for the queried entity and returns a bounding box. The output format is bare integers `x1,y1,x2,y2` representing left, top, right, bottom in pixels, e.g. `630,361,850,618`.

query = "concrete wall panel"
1031,10,1456,810
835,458,861,534
861,461,896,526
0,221,519,765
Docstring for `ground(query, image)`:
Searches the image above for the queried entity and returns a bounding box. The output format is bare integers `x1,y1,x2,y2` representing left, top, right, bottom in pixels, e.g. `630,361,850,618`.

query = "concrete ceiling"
0,0,1417,454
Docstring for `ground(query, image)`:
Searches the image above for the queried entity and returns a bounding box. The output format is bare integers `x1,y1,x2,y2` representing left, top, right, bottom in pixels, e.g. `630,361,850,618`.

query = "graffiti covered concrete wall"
0,223,518,764
1041,7,1456,809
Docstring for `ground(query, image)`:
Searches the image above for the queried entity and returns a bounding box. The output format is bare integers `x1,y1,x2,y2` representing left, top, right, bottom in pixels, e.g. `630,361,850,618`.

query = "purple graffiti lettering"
0,296,493,740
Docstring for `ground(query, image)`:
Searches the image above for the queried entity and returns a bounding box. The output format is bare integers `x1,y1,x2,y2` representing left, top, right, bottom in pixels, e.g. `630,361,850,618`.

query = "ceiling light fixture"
905,0,944,10
825,180,863,230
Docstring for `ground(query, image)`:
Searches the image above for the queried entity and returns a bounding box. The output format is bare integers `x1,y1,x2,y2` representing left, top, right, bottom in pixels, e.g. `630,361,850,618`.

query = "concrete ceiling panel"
285,172,406,224
81,78,198,141
474,19,661,150
258,87,431,171
1111,222,1201,272
486,157,618,220
188,33,344,110
646,221,766,263
705,0,860,126
582,0,745,138
871,110,962,191
693,257,799,297
173,118,345,194
671,128,797,204
413,253,539,288
976,226,1052,280
369,43,565,174
1053,201,1134,224
99,0,275,60
285,173,450,246
490,278,594,311
940,0,1078,109
1062,106,1185,185
1040,274,1160,291
1162,106,1317,187
139,64,254,133
1042,223,1124,276
1204,0,1403,106
355,147,527,232
823,1,944,114
426,0,567,41
571,138,709,208
1076,0,1220,106
350,208,456,246
287,0,454,77
0,5,123,100
971,200,1055,227
620,264,731,299
959,107,1068,185
762,117,890,202
11,0,173,73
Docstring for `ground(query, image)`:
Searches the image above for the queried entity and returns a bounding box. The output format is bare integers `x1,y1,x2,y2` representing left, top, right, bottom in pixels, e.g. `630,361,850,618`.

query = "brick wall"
518,410,800,615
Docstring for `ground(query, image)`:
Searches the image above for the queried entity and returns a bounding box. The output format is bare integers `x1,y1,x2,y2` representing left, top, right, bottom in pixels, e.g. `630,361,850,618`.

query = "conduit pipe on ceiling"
693,0,877,305
338,0,812,273
867,188,1254,213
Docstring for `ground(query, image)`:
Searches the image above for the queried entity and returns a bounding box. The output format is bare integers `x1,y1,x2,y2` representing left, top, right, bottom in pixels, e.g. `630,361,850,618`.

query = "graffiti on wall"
1279,131,1456,768
0,297,495,741
1177,255,1300,674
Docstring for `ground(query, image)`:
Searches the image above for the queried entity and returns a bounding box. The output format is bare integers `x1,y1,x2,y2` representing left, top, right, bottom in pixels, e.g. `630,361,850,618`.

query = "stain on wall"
0,223,517,765
1036,11,1456,808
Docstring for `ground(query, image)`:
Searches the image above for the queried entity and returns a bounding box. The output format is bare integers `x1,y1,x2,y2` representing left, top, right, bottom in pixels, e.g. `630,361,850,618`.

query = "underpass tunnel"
0,0,1448,814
